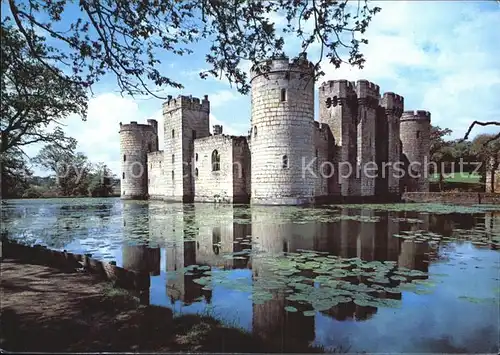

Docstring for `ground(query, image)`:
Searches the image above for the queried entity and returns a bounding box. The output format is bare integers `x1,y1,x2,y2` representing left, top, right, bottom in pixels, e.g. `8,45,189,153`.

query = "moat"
1,198,499,353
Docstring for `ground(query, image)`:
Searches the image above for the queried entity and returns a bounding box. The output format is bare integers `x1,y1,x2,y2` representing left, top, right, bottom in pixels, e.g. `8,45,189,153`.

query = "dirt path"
0,258,324,353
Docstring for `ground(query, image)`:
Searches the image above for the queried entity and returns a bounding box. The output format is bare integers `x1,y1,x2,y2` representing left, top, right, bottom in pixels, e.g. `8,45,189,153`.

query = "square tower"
319,80,358,197
162,95,210,202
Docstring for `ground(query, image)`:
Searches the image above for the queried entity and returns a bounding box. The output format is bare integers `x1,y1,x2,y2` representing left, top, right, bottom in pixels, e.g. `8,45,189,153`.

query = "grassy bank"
0,258,333,353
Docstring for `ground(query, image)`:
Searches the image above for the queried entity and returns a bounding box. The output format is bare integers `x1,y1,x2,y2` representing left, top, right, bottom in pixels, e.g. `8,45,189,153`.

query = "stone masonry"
249,53,316,205
119,53,431,205
193,128,251,203
119,120,158,199
400,111,431,192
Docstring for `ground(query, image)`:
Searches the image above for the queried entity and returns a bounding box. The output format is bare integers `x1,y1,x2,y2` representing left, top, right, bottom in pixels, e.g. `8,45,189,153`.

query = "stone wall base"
251,196,315,206
402,192,500,204
121,194,148,200
1,240,151,293
148,195,194,203
141,194,402,205
194,194,250,204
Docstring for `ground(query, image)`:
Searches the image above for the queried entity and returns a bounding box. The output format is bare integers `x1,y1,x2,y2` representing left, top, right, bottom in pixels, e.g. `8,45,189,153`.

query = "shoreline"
0,243,330,353
2,191,499,205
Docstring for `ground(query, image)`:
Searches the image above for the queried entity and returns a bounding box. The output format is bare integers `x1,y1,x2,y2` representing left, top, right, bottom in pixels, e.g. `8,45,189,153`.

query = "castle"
119,53,431,205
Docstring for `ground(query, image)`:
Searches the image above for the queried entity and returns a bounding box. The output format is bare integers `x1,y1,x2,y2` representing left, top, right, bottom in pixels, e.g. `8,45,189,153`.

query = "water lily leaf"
285,306,298,312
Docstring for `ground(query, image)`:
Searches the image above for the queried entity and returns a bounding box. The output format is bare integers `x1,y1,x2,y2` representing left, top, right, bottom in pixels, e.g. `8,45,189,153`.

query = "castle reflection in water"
121,202,497,347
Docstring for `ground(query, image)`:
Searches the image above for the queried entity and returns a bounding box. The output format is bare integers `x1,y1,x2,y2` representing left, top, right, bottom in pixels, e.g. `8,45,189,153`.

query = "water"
2,198,499,353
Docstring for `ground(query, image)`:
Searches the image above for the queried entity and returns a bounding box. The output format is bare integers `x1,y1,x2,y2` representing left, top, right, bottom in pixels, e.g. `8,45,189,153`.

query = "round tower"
119,120,158,199
250,53,316,205
400,110,431,192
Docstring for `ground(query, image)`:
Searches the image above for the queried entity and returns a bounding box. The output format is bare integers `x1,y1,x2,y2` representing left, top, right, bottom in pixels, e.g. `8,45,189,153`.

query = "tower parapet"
401,110,431,121
250,53,314,82
355,80,380,107
319,80,357,102
381,92,404,115
163,94,210,114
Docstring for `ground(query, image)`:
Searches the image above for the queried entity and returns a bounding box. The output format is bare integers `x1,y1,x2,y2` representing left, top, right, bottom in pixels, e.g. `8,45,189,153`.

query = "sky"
16,0,500,177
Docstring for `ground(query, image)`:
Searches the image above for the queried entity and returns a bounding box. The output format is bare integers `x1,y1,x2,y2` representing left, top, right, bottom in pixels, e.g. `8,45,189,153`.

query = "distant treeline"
3,142,121,199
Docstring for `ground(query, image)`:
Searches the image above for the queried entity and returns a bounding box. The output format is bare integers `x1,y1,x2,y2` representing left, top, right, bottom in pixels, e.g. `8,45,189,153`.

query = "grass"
429,172,481,184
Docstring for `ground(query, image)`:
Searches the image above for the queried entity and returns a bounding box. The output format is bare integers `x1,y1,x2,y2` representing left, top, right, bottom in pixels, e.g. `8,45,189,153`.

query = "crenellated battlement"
319,79,356,99
119,121,156,133
355,80,380,100
401,110,431,121
250,52,314,81
162,94,210,113
381,92,404,113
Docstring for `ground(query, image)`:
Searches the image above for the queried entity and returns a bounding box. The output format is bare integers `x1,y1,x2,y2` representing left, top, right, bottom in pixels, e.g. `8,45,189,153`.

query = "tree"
88,163,114,197
0,25,87,153
470,134,500,191
0,145,33,198
429,125,453,191
4,0,381,98
32,143,92,197
0,25,86,197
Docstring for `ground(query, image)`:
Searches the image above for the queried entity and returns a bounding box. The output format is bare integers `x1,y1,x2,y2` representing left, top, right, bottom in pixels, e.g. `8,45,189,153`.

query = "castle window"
172,170,174,181
148,143,152,152
282,155,288,169
195,168,199,178
171,129,175,138
280,88,287,102
254,125,257,137
122,172,125,179
416,131,420,138
172,154,175,164
123,154,126,162
195,153,198,161
212,227,221,255
192,130,197,139
212,150,220,171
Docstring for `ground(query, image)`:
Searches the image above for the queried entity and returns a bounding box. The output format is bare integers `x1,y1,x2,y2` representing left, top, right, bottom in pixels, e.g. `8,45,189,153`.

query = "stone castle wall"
147,151,165,198
232,137,251,202
249,54,316,205
193,134,251,203
400,110,431,192
313,122,333,197
193,134,235,202
120,120,158,199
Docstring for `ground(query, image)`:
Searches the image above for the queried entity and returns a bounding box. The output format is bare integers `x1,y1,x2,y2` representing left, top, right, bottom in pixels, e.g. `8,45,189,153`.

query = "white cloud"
209,90,239,108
